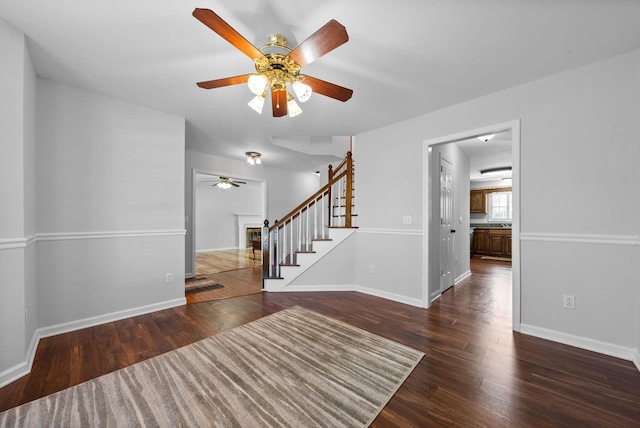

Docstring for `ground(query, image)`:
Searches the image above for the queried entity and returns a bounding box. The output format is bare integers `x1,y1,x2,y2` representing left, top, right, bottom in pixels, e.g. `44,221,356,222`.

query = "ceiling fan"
193,8,353,117
203,176,247,189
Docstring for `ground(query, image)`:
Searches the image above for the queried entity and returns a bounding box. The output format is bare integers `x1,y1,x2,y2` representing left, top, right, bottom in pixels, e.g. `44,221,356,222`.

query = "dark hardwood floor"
188,249,263,303
2,258,640,426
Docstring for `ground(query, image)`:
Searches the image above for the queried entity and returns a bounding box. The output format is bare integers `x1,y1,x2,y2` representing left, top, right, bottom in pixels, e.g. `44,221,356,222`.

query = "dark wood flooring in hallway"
1,258,639,426
188,248,262,304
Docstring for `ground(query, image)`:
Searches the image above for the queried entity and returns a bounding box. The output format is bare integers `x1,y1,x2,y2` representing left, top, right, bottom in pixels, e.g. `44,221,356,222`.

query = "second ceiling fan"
193,8,353,117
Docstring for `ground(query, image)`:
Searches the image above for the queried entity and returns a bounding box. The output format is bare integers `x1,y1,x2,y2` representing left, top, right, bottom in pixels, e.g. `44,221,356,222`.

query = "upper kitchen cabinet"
470,189,487,213
470,186,512,214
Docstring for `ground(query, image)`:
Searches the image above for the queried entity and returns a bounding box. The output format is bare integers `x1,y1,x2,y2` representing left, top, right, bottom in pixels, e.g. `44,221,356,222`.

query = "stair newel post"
345,151,353,228
262,219,270,281
327,163,333,227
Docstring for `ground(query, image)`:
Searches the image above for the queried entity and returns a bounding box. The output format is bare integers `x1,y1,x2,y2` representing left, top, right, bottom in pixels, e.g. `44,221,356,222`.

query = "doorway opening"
422,120,521,331
188,169,267,303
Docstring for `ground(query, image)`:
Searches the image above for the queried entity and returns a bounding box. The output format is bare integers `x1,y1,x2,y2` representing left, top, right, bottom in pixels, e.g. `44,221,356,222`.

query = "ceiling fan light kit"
213,177,247,189
248,94,266,114
193,8,353,118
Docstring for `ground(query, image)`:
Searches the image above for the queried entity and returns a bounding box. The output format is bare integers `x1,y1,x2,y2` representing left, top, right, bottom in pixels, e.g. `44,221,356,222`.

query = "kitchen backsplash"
470,223,512,228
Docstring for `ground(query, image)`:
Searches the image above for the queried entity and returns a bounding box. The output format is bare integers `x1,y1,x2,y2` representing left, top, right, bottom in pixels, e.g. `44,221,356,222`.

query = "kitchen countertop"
471,223,512,230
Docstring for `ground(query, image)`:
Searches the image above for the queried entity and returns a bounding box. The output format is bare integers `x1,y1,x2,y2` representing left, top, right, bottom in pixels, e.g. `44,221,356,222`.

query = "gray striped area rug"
0,306,424,427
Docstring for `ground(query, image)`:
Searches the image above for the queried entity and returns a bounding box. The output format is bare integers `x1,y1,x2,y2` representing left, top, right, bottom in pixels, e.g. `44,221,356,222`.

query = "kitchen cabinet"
472,228,511,258
470,186,512,214
471,229,488,254
470,189,487,213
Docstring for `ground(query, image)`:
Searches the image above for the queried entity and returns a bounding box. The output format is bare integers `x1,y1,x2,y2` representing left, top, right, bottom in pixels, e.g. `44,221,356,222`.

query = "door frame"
422,119,521,332
188,168,267,278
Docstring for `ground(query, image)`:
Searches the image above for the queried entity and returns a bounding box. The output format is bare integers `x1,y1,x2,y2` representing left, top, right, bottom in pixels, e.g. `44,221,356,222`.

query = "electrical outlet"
402,215,412,225
563,294,575,309
165,273,173,283
368,265,375,274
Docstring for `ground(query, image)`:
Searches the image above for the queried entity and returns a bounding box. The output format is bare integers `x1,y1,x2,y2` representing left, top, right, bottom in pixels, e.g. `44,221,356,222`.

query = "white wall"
1,26,187,385
35,79,186,328
355,49,640,361
288,234,356,288
184,148,320,277
0,18,35,383
195,180,263,251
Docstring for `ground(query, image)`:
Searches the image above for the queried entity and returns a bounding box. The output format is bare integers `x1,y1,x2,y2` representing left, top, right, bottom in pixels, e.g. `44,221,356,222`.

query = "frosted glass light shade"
247,74,268,95
245,151,262,165
293,81,312,102
248,95,265,114
216,182,232,190
287,98,302,117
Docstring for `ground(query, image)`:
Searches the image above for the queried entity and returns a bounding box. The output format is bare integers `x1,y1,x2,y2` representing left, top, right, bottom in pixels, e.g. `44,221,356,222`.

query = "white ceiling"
457,130,513,183
2,1,640,172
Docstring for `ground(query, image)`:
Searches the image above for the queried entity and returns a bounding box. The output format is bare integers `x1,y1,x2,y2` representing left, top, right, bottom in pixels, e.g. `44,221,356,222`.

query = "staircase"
261,151,357,290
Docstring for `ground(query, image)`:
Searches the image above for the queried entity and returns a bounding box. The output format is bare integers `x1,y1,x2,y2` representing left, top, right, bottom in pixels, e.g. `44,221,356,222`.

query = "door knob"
451,229,456,233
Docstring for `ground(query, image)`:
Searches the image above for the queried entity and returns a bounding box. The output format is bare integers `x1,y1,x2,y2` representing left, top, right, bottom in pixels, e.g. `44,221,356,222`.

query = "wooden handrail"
269,169,348,232
262,151,355,282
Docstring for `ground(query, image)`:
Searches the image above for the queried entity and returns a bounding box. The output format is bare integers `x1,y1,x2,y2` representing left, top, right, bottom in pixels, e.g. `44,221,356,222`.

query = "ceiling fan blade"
197,74,251,89
230,182,240,187
235,181,247,184
193,8,265,60
272,89,288,117
302,75,353,102
288,20,348,67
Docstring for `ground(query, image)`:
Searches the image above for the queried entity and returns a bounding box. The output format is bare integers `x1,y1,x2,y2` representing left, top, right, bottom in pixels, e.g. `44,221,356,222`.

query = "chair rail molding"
519,232,639,246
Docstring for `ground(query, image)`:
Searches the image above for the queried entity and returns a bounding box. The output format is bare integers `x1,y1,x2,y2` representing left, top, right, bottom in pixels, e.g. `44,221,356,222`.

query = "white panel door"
440,156,455,293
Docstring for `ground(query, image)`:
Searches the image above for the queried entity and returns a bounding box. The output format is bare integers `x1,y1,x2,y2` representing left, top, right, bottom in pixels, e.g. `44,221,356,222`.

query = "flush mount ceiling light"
245,151,262,165
193,8,353,118
480,166,512,175
477,134,495,142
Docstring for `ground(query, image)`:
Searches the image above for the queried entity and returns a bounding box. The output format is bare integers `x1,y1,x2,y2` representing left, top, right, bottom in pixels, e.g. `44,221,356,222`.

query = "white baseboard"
268,283,424,308
520,324,638,369
275,284,355,293
0,361,30,390
196,247,237,253
455,270,472,284
354,285,424,308
0,297,186,389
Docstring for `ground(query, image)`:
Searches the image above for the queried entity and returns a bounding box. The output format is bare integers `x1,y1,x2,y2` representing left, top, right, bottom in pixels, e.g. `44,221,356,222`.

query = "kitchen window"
489,191,512,221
